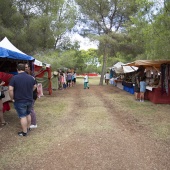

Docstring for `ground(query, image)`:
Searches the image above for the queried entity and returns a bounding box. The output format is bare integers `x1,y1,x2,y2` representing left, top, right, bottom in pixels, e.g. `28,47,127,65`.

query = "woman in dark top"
134,76,140,101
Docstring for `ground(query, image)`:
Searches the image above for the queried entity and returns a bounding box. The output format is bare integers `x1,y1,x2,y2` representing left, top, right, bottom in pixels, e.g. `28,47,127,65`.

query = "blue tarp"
0,47,34,61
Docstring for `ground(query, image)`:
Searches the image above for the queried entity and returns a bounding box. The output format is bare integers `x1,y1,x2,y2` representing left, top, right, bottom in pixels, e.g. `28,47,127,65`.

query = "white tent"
0,37,34,61
34,59,50,68
0,37,52,95
112,62,124,73
113,62,138,73
0,37,50,67
0,37,25,54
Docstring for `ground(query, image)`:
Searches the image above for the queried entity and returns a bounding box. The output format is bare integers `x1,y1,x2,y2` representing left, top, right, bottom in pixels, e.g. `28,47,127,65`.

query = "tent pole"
130,66,137,71
153,66,159,73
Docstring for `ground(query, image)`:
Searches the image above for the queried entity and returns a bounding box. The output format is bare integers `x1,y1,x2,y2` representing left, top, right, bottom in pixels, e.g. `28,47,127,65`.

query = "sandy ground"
0,83,170,170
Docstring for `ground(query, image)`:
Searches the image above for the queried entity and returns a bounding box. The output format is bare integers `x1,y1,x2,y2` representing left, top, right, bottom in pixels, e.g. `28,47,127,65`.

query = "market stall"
0,37,35,112
126,60,170,104
112,62,138,92
34,59,52,95
0,37,52,95
0,37,34,71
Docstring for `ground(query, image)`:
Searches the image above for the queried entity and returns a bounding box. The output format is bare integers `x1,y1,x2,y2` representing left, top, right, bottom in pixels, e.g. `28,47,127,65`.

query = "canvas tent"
0,37,34,61
34,59,52,95
0,37,35,88
125,60,170,69
0,37,52,94
125,60,170,104
0,37,34,72
113,62,138,73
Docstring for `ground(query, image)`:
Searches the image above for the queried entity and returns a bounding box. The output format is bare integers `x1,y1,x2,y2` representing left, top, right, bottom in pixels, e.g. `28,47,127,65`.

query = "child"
84,74,89,89
140,77,147,102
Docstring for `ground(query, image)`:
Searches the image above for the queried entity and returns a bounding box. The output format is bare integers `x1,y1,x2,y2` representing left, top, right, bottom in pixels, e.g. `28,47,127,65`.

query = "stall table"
122,81,134,94
145,86,170,104
115,80,123,90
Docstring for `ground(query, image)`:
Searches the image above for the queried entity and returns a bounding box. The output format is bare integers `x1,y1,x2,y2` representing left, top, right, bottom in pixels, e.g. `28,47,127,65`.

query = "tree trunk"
99,46,107,85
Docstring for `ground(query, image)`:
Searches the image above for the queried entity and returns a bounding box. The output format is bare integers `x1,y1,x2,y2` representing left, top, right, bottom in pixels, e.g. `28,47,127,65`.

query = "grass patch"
0,76,170,169
153,124,170,139
77,76,101,85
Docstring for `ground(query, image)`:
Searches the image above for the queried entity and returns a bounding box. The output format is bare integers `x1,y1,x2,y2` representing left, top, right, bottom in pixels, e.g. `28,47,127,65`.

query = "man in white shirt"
105,71,110,85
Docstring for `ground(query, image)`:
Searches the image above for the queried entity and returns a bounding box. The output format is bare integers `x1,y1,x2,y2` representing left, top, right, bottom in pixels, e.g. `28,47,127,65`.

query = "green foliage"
0,0,23,39
125,0,170,59
1,0,170,74
34,47,101,73
0,0,77,54
75,0,141,85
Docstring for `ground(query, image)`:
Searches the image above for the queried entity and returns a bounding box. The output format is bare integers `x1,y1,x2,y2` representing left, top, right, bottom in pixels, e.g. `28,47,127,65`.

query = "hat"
53,71,58,76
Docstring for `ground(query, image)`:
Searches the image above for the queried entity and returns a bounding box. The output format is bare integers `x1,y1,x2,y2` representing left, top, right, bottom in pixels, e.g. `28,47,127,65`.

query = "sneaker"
30,124,37,129
18,131,27,136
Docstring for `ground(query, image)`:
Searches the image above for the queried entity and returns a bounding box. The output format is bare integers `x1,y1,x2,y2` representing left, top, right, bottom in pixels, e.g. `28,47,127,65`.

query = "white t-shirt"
105,73,110,79
84,75,88,82
74,73,76,78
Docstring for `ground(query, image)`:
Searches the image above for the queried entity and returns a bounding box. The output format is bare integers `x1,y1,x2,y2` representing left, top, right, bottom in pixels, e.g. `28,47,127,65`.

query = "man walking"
9,63,36,136
105,71,110,85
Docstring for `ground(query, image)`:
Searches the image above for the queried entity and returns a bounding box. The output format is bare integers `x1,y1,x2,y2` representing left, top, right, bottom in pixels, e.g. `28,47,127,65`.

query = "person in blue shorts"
9,63,36,136
140,77,147,102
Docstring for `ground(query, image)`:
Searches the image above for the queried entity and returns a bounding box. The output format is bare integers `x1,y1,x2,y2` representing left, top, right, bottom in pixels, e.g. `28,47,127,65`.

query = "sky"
71,33,98,50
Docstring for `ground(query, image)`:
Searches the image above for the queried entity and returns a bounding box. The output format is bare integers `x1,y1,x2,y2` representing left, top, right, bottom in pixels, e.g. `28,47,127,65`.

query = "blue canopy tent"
0,37,34,72
0,37,53,95
0,47,34,60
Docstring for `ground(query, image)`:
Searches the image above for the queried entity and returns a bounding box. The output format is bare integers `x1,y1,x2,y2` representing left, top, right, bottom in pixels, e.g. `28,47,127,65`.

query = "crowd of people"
52,70,77,90
0,67,90,135
51,70,91,90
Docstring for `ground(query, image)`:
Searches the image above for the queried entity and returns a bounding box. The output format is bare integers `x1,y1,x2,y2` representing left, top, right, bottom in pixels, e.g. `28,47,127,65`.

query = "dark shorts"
73,78,76,82
134,85,140,93
14,101,33,118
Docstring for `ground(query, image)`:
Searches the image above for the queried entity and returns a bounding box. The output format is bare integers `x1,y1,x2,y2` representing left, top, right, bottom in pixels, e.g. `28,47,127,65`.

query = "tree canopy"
0,0,170,80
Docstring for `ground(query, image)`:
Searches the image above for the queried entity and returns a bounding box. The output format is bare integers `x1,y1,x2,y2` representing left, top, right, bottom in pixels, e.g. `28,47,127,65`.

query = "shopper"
105,71,110,85
134,76,140,101
84,74,89,89
25,63,38,129
9,63,36,136
140,77,147,102
0,79,7,127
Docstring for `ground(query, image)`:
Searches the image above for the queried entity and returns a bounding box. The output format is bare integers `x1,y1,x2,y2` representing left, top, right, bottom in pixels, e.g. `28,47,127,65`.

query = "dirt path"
30,84,170,170
1,83,170,170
